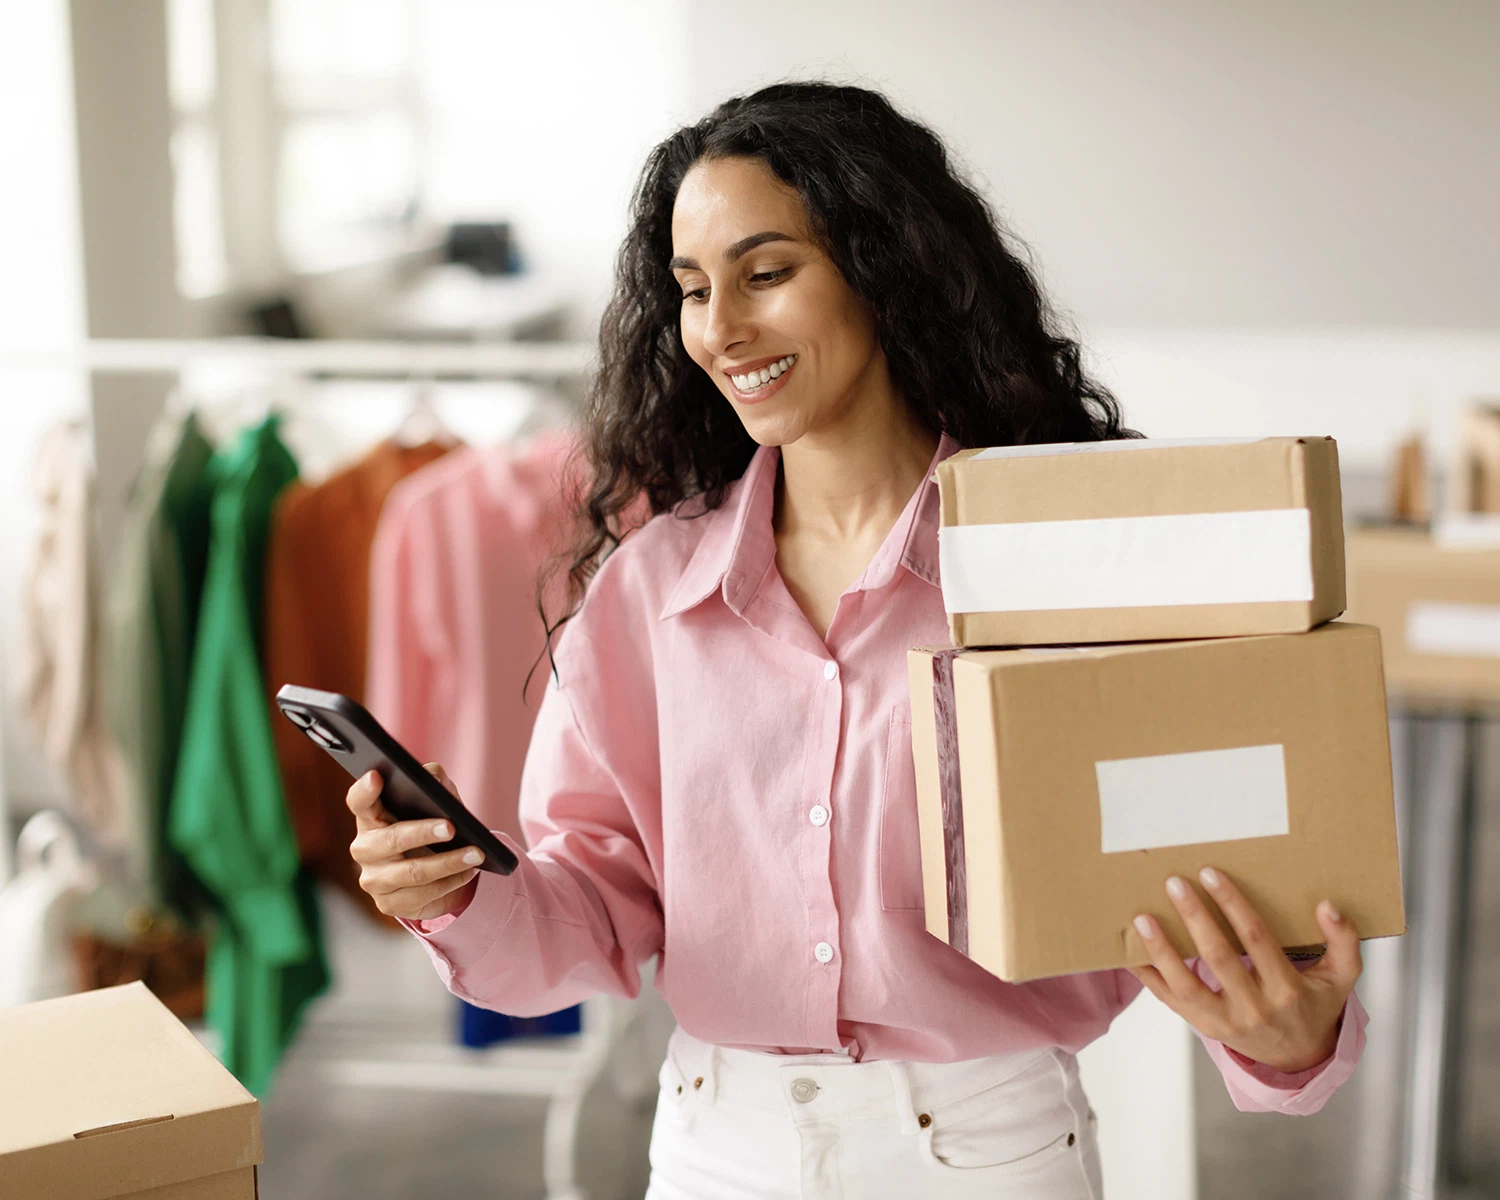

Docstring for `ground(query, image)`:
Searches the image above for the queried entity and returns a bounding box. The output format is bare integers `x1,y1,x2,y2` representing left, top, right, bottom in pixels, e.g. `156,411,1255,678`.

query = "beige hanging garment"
15,419,126,848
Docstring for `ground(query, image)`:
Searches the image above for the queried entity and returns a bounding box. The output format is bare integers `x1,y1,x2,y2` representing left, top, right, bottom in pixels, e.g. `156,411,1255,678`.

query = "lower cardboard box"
1346,524,1500,705
0,982,261,1200
907,622,1406,984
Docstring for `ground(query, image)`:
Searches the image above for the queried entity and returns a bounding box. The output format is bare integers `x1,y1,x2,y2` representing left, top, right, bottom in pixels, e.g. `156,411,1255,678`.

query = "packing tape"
930,648,969,956
938,508,1315,614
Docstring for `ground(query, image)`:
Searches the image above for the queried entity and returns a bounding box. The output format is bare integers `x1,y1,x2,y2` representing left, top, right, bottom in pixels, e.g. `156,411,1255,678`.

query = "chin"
735,411,810,450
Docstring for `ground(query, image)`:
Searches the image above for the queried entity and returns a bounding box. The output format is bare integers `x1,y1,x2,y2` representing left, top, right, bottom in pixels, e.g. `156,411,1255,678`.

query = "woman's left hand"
1125,867,1361,1075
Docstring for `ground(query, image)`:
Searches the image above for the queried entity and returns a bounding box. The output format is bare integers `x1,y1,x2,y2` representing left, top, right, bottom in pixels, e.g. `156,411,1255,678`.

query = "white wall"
410,1,1500,465
668,1,1500,468
417,0,692,337
1090,329,1500,472
683,0,1500,330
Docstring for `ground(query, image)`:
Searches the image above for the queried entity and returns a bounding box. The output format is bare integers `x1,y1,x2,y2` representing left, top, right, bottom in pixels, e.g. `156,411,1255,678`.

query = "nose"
701,288,755,359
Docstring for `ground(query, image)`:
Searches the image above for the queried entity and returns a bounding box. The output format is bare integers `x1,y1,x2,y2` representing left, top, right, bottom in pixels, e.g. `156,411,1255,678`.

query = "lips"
723,353,799,403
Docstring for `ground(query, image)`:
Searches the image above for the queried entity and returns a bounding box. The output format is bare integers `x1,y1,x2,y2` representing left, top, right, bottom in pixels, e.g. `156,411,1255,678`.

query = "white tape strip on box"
1096,744,1290,855
1432,514,1500,550
1406,601,1500,658
939,509,1314,614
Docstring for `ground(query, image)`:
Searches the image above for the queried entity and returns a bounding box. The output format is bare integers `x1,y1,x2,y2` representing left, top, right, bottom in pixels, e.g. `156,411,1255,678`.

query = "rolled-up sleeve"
1197,991,1367,1115
1187,956,1369,1116
399,668,664,1017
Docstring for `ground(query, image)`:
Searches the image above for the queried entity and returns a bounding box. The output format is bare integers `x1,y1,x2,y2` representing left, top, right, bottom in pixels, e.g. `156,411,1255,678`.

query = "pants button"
790,1078,818,1103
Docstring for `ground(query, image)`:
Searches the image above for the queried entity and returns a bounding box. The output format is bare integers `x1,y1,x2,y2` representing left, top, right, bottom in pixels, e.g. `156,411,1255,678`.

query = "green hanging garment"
169,414,329,1097
103,410,217,929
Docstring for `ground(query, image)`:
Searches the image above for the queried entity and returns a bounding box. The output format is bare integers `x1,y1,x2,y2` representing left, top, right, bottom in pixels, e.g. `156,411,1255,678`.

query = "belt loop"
701,1042,720,1103
887,1061,922,1135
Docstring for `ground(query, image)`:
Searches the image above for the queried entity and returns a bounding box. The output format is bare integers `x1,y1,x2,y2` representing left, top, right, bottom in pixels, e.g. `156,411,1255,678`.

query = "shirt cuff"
1206,990,1368,1115
397,834,527,981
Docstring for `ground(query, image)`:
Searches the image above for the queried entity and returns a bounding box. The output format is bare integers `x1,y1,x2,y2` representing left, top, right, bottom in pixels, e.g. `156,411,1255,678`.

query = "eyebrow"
669,230,797,272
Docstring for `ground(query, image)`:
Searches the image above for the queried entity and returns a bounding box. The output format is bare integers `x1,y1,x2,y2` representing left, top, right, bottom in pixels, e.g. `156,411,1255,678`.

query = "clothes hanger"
391,376,461,449
507,383,578,458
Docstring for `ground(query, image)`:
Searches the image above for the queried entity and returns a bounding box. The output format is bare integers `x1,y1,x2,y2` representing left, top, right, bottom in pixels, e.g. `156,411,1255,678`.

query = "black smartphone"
274,684,519,876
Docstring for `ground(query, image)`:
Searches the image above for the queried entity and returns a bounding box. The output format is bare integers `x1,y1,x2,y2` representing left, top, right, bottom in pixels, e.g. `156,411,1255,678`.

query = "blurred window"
269,0,422,270
166,0,227,297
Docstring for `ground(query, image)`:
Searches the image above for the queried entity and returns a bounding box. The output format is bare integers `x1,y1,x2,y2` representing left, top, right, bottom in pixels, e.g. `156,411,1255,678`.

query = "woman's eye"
682,287,709,303
750,268,792,285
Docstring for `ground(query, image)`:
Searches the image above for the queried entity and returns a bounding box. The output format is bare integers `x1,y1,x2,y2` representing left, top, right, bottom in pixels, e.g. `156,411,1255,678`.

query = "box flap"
936,436,1317,525
0,983,262,1200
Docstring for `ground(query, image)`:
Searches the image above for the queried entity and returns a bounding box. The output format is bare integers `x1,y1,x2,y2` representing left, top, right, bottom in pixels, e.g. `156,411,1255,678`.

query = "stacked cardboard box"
1346,406,1500,704
0,982,262,1199
909,437,1406,982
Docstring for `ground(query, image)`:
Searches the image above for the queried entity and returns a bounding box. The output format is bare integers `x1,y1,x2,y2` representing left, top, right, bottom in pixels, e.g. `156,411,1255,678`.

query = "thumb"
424,762,460,799
1308,900,1362,990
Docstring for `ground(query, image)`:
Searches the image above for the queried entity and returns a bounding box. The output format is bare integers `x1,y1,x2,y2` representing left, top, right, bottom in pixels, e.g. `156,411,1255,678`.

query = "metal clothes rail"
0,337,596,379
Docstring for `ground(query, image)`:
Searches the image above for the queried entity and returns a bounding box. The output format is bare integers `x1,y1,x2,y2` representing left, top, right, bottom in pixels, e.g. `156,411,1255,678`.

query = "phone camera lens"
309,721,351,754
284,707,314,729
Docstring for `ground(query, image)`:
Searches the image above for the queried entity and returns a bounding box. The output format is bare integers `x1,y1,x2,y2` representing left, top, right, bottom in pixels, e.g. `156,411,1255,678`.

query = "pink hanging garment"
366,429,580,838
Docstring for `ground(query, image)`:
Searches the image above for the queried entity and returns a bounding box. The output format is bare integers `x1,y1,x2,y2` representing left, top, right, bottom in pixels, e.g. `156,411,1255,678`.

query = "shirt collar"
658,432,960,621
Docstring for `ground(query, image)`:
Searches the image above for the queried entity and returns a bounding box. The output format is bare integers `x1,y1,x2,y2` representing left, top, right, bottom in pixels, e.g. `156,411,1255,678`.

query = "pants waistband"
660,1027,1084,1132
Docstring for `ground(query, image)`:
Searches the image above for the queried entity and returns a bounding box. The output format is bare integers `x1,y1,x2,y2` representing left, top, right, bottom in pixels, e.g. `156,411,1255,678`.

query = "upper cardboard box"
1347,523,1500,705
935,436,1347,646
0,982,261,1200
908,622,1404,983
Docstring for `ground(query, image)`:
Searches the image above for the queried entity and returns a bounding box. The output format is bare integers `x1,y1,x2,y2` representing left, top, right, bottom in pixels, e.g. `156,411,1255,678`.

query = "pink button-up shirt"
401,433,1366,1115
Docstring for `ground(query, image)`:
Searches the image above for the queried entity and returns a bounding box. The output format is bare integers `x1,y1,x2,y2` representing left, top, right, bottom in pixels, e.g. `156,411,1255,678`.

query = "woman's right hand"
347,763,482,922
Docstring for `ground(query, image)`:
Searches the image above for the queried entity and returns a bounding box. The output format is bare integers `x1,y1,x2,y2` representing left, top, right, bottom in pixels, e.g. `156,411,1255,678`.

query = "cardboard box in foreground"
908,623,1404,983
935,436,1346,646
1347,524,1500,705
0,982,261,1199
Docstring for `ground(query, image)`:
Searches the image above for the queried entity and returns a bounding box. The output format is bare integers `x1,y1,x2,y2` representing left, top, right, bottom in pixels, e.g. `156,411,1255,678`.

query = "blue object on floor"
456,998,582,1047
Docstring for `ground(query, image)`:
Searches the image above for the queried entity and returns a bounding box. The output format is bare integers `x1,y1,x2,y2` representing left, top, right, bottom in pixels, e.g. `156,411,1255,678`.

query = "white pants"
645,1028,1103,1199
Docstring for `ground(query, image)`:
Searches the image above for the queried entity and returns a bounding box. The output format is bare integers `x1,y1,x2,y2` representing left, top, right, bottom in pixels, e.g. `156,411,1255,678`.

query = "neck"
775,399,941,540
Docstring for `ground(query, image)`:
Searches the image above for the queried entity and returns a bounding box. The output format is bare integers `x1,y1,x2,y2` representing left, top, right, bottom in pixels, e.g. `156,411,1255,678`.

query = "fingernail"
1133,915,1155,939
463,848,484,865
1199,867,1222,890
1166,876,1189,900
1322,901,1341,923
364,770,380,787
431,823,450,840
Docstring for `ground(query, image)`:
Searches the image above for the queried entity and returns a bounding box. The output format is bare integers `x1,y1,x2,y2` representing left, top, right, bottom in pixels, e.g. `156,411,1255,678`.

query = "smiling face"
670,155,898,448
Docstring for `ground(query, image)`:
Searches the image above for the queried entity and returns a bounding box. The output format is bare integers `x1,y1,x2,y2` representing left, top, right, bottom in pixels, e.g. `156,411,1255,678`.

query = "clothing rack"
0,336,664,1200
2,337,596,379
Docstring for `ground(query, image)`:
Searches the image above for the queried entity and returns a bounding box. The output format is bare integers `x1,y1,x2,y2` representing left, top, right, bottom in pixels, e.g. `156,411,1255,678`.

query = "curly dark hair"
534,80,1133,676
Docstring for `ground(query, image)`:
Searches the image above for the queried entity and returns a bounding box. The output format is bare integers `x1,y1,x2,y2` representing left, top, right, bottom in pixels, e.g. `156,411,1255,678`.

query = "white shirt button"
814,941,835,964
790,1078,818,1103
809,805,829,827
823,661,838,681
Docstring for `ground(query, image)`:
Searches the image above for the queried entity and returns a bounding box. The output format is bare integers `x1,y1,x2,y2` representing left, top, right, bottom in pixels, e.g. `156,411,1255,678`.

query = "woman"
346,82,1366,1198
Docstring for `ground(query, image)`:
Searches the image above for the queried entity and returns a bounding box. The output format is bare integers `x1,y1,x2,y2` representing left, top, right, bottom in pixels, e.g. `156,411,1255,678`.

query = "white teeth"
731,355,797,392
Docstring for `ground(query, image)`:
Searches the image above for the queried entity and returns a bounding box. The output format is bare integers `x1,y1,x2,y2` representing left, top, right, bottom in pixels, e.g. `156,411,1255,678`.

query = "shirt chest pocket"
878,711,927,912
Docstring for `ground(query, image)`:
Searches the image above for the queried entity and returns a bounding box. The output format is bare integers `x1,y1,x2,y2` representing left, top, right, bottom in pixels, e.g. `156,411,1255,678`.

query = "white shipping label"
1096,744,1290,855
972,438,1264,461
1406,602,1500,658
1432,514,1500,550
939,509,1314,614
